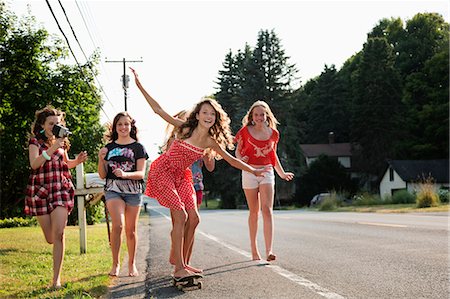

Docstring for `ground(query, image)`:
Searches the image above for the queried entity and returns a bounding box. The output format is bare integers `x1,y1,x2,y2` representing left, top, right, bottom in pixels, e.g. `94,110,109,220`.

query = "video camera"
52,124,72,138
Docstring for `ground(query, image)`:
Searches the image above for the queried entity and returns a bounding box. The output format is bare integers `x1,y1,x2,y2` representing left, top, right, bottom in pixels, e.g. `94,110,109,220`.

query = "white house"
379,160,449,197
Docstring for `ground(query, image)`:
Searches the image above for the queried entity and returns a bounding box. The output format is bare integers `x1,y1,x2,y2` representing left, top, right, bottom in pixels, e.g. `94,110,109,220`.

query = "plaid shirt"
24,138,75,216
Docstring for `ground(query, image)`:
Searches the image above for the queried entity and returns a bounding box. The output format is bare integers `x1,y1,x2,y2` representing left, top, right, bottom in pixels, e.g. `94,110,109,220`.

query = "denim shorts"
104,191,143,206
242,167,275,189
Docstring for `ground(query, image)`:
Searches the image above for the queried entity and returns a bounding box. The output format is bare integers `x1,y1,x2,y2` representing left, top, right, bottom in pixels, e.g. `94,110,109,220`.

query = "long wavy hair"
162,110,188,153
105,112,138,142
177,98,234,159
242,100,279,130
30,105,69,148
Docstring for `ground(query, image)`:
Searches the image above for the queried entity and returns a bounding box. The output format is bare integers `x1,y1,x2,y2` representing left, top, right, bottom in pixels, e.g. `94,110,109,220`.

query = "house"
379,160,449,197
299,132,352,169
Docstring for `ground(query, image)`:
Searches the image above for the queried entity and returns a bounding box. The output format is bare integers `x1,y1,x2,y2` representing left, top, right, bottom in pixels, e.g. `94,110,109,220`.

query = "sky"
8,0,449,160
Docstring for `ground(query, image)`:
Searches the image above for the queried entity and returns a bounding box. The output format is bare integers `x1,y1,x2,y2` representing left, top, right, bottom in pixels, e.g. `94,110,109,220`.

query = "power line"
57,0,117,115
44,0,110,121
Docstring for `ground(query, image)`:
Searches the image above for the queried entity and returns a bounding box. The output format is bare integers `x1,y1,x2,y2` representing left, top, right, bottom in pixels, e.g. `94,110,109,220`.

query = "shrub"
352,193,384,206
438,189,449,203
392,190,416,204
416,183,440,208
68,196,106,226
319,193,337,211
0,217,37,228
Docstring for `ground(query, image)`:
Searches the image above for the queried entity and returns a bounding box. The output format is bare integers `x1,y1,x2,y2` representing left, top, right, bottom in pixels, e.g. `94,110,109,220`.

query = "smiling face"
43,115,61,138
251,106,267,126
196,103,216,129
115,116,132,138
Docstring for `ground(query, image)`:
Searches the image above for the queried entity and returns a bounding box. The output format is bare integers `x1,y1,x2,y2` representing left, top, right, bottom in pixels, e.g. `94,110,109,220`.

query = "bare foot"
185,265,203,273
266,253,277,262
50,282,62,290
169,255,176,265
109,264,120,276
173,268,195,279
252,253,262,261
128,264,139,277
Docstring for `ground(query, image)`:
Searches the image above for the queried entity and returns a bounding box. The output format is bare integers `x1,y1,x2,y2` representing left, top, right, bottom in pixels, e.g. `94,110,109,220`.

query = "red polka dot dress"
145,139,203,210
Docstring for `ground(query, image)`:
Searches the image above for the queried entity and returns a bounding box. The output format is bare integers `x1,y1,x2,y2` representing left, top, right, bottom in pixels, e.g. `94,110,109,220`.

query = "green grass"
0,222,121,298
323,203,450,213
200,198,221,209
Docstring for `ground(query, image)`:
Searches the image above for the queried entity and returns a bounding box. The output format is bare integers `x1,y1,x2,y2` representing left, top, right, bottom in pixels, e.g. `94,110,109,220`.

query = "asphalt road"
108,200,449,299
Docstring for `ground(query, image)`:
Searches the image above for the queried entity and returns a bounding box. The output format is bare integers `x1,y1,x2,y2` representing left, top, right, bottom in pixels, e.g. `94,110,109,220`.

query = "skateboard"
172,274,203,291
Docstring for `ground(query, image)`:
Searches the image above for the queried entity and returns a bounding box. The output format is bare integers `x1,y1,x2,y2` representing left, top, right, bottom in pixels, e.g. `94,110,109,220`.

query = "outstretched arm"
207,138,269,176
130,67,184,127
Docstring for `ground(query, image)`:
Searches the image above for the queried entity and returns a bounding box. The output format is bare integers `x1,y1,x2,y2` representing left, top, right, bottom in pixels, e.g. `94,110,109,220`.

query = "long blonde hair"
242,100,279,129
178,98,234,160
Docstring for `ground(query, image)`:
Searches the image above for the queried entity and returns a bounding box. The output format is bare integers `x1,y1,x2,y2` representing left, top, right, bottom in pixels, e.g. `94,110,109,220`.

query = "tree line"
208,12,449,207
1,1,448,217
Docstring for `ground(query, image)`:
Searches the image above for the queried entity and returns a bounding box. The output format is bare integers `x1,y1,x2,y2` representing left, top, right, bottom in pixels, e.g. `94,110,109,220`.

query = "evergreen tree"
350,37,403,177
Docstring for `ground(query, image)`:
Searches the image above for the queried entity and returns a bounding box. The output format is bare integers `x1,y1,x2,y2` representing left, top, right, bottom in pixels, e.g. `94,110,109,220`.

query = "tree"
0,4,104,217
350,37,403,177
303,65,351,144
211,29,299,207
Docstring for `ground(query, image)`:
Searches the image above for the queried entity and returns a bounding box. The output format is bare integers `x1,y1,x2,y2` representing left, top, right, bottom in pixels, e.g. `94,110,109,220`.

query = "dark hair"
106,112,138,142
30,106,67,146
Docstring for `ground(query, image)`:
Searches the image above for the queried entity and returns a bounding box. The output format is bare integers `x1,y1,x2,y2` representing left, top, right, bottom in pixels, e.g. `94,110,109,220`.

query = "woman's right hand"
98,147,108,160
50,137,65,152
253,165,272,177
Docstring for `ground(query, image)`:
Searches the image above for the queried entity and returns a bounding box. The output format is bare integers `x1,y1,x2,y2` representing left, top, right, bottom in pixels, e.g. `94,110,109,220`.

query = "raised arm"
130,67,184,128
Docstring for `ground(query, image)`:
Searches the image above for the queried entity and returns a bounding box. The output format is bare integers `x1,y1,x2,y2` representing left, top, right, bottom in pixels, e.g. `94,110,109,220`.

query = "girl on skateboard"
163,110,215,271
131,68,270,279
235,101,294,262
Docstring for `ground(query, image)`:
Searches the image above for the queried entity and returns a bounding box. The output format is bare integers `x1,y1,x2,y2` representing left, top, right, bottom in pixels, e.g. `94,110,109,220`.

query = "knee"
261,206,273,217
173,211,188,226
189,214,200,228
126,228,137,239
53,230,65,242
248,210,259,220
112,223,124,233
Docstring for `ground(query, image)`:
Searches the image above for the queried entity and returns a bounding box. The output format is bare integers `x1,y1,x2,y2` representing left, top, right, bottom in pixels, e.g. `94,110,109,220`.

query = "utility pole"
105,57,143,111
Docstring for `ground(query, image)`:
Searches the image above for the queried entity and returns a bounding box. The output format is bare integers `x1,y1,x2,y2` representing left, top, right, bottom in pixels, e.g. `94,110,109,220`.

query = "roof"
387,160,449,183
299,143,351,158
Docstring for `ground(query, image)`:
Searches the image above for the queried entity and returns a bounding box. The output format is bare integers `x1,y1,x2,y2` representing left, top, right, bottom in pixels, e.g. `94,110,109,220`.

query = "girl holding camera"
24,105,88,289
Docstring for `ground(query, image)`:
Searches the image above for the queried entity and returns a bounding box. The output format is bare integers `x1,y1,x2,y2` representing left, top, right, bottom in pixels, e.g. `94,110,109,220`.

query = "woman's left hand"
113,168,127,178
281,172,295,181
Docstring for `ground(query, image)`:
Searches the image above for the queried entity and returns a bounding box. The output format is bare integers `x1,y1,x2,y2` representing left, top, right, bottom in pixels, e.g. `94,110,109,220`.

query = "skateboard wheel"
198,281,202,289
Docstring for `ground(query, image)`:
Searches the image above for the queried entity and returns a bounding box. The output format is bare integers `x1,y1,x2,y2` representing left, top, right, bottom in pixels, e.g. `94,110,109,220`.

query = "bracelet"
42,151,51,160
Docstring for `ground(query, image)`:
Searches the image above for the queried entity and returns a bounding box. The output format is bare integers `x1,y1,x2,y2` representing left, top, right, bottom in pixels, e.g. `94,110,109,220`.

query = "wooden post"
76,162,87,254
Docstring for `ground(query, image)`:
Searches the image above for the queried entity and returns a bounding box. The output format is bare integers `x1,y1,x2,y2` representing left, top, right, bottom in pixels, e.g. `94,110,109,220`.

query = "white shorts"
242,167,275,189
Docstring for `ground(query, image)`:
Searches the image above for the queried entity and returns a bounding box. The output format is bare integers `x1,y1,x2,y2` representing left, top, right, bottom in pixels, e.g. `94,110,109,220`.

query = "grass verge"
333,203,450,213
0,223,117,298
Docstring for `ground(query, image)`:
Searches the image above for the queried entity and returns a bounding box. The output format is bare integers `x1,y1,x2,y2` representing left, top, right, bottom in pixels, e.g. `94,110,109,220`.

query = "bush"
352,193,384,206
416,183,440,208
68,197,106,226
392,190,416,204
319,194,338,211
438,189,449,203
0,217,37,228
